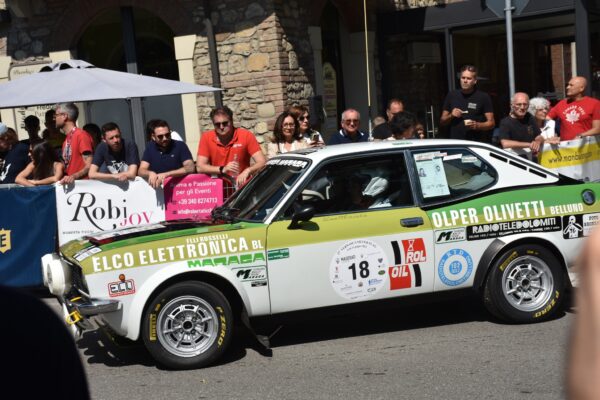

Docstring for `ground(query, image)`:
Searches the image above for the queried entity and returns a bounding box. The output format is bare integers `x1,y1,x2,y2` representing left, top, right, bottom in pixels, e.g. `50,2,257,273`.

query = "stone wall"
194,0,315,143
0,0,318,143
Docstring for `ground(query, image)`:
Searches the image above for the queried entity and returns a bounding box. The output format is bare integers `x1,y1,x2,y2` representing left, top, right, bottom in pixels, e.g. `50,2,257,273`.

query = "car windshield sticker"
330,239,388,301
416,157,450,198
461,155,478,163
443,154,462,161
438,249,473,286
266,159,308,168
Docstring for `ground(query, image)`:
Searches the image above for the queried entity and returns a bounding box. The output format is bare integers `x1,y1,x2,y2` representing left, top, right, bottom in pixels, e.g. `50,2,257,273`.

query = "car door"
266,151,435,314
408,147,499,292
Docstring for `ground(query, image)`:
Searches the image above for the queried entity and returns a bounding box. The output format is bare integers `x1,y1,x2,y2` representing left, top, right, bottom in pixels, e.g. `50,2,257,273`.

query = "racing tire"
483,244,565,323
142,281,233,370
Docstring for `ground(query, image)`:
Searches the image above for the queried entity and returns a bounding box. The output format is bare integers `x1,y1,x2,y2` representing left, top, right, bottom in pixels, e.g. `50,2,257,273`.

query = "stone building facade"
0,0,597,149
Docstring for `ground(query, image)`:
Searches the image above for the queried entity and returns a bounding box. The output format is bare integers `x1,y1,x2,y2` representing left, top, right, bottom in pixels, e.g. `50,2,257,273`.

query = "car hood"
60,219,260,263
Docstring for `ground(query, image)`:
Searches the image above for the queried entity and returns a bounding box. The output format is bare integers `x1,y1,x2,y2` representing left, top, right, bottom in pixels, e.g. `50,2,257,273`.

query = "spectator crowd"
0,67,599,194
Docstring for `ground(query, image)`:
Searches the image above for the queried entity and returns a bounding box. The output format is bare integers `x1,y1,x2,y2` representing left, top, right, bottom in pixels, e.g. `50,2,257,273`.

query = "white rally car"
43,140,598,369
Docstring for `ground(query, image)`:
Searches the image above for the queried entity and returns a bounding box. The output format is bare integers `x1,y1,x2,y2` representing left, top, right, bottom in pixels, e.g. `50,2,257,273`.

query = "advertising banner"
56,178,165,245
163,174,223,221
0,185,57,287
538,136,600,182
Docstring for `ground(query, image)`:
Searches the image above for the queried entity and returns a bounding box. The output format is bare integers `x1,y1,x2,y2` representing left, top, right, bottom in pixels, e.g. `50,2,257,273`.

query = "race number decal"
330,239,388,300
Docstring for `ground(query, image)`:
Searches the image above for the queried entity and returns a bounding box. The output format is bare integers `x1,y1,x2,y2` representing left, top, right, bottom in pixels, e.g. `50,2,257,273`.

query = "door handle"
400,217,424,227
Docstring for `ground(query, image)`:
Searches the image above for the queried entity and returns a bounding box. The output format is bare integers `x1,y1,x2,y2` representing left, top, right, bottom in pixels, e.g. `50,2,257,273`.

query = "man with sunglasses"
440,65,495,143
138,119,195,189
328,108,369,145
196,106,266,187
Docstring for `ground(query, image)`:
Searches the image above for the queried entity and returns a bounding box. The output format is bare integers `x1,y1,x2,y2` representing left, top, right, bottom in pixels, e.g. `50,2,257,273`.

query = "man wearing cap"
0,124,30,184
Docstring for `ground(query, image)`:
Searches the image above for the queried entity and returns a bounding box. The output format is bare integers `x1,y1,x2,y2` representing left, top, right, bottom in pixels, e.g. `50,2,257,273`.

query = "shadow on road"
72,291,573,369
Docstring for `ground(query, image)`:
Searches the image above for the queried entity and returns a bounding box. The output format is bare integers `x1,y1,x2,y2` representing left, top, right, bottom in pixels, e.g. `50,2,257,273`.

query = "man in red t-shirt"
547,76,600,141
57,103,94,184
196,106,266,186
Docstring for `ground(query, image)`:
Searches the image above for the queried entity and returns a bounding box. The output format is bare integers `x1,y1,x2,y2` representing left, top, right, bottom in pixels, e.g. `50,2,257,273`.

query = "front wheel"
142,281,233,369
483,244,565,323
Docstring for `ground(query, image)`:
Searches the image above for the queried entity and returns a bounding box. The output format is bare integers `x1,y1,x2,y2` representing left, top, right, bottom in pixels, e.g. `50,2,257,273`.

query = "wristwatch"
219,166,224,175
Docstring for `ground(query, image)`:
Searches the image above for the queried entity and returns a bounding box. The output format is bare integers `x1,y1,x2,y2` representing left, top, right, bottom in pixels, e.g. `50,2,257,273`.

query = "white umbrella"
0,60,220,108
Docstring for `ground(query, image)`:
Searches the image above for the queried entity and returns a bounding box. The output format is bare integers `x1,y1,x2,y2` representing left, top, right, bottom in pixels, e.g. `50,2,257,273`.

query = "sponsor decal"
437,249,473,287
108,278,135,297
389,240,422,290
583,213,600,236
329,239,388,300
187,252,266,268
90,234,265,273
251,280,268,287
0,228,11,254
402,238,426,263
232,266,267,282
266,159,309,168
435,227,466,243
267,248,290,260
467,217,561,240
431,201,584,229
562,214,584,239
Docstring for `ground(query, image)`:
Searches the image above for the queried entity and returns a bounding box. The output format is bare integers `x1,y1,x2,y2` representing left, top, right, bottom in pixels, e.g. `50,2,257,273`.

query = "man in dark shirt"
0,124,29,185
498,92,543,159
138,119,195,189
89,122,140,182
440,65,495,142
328,108,369,145
372,98,404,140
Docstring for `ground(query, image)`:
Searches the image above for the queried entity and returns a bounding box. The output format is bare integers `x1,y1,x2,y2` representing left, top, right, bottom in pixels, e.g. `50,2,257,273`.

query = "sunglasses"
155,132,171,140
299,115,310,122
344,119,359,125
214,121,230,128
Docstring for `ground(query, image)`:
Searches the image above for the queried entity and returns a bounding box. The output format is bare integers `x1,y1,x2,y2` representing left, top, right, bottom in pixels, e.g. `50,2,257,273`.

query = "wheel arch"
126,269,250,341
473,236,569,292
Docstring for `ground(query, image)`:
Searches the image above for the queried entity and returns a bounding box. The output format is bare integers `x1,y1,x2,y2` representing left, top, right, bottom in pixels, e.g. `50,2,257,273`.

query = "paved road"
43,294,573,400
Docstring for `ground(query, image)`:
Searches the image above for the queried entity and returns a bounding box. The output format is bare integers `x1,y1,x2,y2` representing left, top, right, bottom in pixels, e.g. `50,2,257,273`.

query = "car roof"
277,139,501,163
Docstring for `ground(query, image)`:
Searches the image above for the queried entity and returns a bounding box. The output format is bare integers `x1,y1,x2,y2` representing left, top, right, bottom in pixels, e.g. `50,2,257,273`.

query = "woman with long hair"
288,105,325,146
266,111,311,159
15,141,64,186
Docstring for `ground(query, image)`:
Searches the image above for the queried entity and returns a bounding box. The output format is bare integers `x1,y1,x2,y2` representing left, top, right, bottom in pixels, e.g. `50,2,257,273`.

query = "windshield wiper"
211,206,240,224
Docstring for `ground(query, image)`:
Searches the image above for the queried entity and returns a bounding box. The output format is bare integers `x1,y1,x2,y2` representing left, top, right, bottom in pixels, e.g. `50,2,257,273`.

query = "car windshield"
218,158,310,222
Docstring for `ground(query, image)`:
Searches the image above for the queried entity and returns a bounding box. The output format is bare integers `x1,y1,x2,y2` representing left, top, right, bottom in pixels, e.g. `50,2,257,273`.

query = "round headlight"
48,259,72,296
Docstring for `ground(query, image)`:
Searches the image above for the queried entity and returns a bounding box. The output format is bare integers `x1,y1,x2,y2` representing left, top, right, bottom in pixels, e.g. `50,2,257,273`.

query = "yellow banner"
538,137,600,181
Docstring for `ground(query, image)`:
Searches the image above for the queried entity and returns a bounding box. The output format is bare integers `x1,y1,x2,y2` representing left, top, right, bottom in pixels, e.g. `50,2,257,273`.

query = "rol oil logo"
402,238,426,263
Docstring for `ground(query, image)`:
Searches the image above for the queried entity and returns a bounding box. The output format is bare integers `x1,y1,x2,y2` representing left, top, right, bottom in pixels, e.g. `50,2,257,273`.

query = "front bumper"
42,253,122,333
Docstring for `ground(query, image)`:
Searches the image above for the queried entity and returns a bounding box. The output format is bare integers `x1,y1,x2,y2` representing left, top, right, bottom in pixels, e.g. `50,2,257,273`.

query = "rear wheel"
142,281,233,369
483,244,564,323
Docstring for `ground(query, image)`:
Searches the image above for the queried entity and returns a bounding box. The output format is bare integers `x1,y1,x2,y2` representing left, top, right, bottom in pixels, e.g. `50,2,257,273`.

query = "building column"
575,0,591,95
175,35,201,154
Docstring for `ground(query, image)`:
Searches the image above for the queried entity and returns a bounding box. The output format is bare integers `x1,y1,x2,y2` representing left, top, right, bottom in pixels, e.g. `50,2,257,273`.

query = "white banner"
538,136,600,182
56,178,165,245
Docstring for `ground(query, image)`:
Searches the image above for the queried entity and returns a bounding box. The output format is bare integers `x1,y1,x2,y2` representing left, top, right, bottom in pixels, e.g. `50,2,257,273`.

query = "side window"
288,153,414,217
412,148,497,203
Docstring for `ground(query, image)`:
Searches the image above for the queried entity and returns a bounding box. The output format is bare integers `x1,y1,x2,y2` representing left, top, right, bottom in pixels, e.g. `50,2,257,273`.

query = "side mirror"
288,205,315,229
